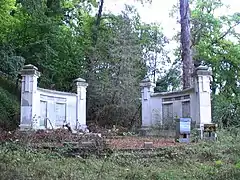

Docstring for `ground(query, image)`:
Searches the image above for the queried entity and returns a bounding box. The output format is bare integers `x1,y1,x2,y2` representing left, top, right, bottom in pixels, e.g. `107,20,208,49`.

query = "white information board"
180,118,191,133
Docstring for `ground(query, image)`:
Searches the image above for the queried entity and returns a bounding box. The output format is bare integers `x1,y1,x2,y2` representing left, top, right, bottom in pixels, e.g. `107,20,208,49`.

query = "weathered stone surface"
81,141,96,147
140,65,212,130
144,142,153,149
19,65,88,131
21,95,32,106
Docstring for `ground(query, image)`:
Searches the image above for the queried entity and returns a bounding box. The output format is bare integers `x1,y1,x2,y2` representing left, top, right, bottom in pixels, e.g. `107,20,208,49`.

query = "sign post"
175,118,191,143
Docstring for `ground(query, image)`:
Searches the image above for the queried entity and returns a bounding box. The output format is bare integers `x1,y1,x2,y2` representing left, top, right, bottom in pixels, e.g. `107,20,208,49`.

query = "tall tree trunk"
86,0,104,121
180,0,193,89
87,0,104,73
92,0,104,46
86,0,104,73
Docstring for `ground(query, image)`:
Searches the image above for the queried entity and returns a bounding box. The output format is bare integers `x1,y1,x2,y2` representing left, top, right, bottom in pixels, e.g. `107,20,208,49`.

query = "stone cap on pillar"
20,64,40,77
140,76,156,88
74,77,88,87
193,65,212,77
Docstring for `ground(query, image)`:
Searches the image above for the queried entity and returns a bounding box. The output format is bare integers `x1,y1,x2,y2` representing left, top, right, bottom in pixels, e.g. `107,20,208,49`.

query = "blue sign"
179,118,191,133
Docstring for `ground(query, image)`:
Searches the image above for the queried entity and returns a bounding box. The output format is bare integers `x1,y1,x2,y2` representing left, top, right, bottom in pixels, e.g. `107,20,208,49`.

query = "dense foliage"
0,0,167,129
1,0,240,129
0,75,20,130
1,2,240,179
168,0,240,127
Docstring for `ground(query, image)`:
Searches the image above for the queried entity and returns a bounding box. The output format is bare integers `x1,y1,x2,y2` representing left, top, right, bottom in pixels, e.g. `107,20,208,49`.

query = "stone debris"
144,142,153,149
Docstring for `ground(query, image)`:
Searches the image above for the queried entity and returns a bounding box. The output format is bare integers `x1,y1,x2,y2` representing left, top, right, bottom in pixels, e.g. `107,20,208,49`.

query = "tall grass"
1,129,240,180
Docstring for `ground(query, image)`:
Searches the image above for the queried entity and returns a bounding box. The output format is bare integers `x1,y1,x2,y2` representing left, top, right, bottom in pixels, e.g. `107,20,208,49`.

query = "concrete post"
19,64,40,130
74,78,88,131
140,77,156,127
193,66,212,127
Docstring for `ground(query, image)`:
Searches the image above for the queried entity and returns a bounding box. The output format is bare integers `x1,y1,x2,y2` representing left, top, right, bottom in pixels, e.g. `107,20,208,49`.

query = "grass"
1,129,240,180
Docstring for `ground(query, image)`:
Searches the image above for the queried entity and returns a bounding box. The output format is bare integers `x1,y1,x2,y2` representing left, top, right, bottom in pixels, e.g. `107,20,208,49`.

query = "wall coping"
37,87,77,97
20,64,41,77
151,87,195,97
74,77,86,82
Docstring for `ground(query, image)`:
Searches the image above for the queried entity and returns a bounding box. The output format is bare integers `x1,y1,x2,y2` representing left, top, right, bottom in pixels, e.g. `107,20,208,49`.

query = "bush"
0,77,20,130
212,94,240,127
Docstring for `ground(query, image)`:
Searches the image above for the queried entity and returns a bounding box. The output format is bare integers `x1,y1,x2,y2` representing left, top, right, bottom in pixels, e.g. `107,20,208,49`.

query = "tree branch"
211,21,240,45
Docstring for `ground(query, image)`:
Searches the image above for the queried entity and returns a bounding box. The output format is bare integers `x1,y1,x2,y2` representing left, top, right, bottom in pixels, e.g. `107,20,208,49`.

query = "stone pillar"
74,78,88,131
19,64,40,130
140,77,156,127
193,66,212,126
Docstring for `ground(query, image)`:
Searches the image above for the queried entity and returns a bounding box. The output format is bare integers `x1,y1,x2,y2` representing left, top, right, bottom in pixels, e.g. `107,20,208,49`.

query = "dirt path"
106,136,178,149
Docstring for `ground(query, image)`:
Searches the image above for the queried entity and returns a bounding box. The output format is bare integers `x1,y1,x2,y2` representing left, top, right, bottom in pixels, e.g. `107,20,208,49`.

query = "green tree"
0,0,98,129
171,0,240,126
154,61,182,92
0,0,167,129
86,5,168,128
139,22,169,83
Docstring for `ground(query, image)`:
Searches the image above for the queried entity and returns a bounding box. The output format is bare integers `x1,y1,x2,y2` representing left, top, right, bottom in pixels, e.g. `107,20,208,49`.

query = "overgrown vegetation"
0,0,168,129
0,76,20,130
1,0,240,129
1,0,240,179
1,129,240,179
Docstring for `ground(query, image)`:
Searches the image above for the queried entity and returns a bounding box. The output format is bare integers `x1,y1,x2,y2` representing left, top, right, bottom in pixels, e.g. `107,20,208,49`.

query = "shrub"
0,86,20,130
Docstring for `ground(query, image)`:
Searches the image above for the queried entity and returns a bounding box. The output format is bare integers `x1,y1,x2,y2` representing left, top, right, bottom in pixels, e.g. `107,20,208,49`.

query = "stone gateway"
19,64,88,132
140,66,213,132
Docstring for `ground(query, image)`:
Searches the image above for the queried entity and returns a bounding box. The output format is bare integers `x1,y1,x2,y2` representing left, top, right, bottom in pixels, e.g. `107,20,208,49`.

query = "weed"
1,129,240,179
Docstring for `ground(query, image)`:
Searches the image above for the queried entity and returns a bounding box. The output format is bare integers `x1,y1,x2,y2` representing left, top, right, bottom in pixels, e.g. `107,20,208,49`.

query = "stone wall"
140,66,212,128
19,64,88,131
36,88,77,130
